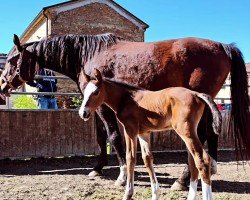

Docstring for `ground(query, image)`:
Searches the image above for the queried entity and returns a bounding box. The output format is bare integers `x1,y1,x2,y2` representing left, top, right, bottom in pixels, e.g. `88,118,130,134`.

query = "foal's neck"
103,80,136,113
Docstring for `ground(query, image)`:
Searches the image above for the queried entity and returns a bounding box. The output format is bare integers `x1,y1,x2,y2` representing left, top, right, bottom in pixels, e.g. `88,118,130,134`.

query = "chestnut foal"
79,69,222,200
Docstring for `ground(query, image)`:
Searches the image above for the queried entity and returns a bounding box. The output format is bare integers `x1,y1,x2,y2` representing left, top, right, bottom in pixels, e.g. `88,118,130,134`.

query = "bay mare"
79,69,222,200
0,33,249,188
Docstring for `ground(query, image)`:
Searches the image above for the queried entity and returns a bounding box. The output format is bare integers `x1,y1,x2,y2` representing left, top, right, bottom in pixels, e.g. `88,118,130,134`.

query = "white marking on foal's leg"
201,179,212,200
151,181,160,200
115,165,127,186
187,179,198,200
123,181,134,200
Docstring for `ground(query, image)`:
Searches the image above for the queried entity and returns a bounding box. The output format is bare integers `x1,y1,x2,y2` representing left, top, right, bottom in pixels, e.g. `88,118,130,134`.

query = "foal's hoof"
170,181,188,191
152,194,160,200
88,170,102,177
115,178,126,186
122,194,132,200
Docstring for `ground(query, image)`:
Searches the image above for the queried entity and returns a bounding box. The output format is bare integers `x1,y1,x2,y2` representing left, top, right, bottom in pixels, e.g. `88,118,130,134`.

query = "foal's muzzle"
83,110,90,120
79,107,91,121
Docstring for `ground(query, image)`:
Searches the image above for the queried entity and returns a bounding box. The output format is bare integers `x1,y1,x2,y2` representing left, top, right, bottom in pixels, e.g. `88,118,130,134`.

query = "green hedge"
12,95,37,109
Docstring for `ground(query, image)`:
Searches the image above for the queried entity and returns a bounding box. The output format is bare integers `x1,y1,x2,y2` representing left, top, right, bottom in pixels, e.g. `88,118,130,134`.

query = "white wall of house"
26,21,47,43
215,78,231,103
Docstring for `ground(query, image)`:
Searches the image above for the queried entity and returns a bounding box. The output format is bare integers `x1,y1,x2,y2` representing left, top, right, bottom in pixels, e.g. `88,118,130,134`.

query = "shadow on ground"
0,150,239,176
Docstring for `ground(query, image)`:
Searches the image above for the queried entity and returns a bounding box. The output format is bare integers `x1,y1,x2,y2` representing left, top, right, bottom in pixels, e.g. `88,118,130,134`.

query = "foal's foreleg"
139,133,160,200
97,105,126,185
123,129,137,200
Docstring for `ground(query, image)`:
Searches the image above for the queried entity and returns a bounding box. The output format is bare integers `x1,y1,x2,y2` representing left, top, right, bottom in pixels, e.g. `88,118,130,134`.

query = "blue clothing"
27,69,58,109
38,97,58,109
27,69,57,96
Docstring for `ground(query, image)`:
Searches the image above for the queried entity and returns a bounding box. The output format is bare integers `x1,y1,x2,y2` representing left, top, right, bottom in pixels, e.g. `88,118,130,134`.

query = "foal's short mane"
105,78,145,91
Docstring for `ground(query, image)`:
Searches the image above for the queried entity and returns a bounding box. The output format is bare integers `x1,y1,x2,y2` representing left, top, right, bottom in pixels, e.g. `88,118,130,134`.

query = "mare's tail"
222,43,250,159
196,93,222,135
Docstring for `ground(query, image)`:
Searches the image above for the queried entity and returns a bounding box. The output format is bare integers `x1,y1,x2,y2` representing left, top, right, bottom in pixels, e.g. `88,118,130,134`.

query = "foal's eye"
92,89,99,96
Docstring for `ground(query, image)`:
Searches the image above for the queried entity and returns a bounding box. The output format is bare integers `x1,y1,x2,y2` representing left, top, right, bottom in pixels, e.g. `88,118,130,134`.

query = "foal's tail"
196,93,222,135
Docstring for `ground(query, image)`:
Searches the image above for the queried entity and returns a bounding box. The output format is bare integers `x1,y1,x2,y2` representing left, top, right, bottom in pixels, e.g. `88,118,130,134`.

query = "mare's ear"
94,68,102,82
13,34,23,52
82,69,90,82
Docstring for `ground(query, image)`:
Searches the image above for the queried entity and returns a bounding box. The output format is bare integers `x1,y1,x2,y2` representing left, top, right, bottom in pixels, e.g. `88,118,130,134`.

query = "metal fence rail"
10,91,81,96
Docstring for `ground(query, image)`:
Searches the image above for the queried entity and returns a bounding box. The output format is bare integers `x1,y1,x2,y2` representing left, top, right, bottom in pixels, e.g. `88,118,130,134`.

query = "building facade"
16,0,148,108
0,53,7,70
20,0,148,44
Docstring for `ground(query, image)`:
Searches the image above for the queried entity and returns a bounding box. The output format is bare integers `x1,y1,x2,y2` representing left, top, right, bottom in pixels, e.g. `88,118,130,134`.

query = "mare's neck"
42,62,79,82
103,80,134,113
32,45,80,82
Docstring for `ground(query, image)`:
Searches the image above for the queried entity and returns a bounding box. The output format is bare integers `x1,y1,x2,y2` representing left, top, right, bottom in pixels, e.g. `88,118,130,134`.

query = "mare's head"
78,69,105,121
0,34,36,94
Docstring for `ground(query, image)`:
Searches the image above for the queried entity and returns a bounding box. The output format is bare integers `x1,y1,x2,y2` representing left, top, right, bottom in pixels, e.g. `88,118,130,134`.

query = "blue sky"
0,0,249,62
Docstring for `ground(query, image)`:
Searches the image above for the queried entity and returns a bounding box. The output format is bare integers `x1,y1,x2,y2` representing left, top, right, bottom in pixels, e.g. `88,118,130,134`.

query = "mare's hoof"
211,159,217,175
115,179,126,186
88,170,102,177
170,181,188,191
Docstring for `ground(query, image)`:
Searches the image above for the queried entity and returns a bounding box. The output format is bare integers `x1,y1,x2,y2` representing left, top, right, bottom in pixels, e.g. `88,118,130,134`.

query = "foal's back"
130,87,205,132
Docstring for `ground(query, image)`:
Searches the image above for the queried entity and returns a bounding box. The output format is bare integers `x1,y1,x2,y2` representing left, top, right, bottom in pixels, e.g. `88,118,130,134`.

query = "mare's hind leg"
96,105,127,186
138,133,160,200
88,113,108,177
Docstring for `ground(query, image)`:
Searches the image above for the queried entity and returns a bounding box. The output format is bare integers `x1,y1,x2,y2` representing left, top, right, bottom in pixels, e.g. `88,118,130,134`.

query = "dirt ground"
0,150,249,200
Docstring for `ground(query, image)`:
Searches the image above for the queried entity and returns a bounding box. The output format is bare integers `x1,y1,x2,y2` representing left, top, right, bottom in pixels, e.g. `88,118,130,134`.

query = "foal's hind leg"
183,136,212,200
171,108,217,191
97,105,126,186
138,133,160,200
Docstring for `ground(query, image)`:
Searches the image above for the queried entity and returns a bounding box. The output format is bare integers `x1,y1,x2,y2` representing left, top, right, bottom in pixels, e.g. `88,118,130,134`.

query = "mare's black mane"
105,78,145,91
10,33,122,79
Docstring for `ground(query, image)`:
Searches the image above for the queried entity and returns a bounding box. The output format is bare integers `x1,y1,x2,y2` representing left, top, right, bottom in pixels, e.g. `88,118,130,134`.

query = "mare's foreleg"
97,105,126,186
123,128,137,200
88,113,108,177
139,133,160,200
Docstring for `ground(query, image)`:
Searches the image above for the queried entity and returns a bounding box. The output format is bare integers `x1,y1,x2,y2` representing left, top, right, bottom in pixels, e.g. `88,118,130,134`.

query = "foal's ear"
13,34,23,52
94,69,102,82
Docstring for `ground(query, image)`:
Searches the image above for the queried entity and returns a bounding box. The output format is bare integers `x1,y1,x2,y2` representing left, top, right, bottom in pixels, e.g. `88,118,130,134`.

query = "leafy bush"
71,96,83,108
12,95,37,109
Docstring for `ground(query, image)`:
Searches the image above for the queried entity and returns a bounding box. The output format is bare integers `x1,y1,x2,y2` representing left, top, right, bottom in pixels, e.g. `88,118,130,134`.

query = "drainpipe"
43,9,49,37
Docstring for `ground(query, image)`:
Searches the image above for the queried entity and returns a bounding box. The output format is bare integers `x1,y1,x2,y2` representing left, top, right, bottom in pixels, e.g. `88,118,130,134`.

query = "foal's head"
78,69,104,121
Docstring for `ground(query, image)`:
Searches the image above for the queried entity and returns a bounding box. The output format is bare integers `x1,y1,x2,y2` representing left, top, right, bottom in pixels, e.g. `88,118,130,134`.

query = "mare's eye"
93,89,99,96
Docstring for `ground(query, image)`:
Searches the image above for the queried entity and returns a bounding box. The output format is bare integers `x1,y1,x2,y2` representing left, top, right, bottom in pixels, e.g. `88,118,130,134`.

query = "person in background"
27,68,58,109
